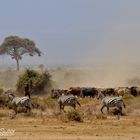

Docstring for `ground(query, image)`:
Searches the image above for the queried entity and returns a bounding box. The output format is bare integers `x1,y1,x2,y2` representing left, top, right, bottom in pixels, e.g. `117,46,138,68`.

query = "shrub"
31,96,57,111
15,107,26,113
16,69,52,95
31,96,46,111
44,97,57,109
67,109,83,122
123,94,134,100
4,102,13,109
95,113,107,120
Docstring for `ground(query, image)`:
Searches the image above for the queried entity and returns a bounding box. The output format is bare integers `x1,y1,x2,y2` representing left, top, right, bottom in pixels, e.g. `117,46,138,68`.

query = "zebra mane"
5,90,15,98
9,93,15,97
97,92,106,100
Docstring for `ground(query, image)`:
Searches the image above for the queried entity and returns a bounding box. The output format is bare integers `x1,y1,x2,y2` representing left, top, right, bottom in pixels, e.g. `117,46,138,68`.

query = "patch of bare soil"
0,112,140,140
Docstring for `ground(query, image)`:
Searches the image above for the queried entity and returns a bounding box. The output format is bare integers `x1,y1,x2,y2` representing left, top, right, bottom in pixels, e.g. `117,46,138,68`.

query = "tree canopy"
0,36,41,70
16,69,52,95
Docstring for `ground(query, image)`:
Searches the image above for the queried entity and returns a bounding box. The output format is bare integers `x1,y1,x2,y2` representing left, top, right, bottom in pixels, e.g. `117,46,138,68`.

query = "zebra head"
4,90,15,102
97,92,106,100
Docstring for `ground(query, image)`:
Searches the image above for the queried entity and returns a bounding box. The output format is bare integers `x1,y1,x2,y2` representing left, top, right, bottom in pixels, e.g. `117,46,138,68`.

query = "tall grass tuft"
67,109,83,122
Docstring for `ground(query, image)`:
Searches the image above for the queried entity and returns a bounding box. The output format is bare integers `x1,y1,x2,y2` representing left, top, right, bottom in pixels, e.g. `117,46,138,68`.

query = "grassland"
0,96,140,140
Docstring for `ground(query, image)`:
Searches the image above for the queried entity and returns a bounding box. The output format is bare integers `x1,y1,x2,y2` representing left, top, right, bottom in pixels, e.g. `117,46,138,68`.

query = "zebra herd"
50,86,140,117
0,86,134,118
57,91,126,116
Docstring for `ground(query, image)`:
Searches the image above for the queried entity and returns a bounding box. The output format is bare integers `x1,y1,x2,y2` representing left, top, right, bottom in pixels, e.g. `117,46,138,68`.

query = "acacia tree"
0,36,41,71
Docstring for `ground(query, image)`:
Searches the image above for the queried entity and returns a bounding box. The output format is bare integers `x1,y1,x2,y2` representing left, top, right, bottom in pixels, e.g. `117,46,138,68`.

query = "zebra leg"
116,106,122,119
25,106,31,113
30,101,35,108
107,106,110,114
59,102,63,113
123,101,126,108
28,106,31,113
72,104,76,110
62,105,65,112
100,105,105,114
59,103,65,113
25,106,28,113
118,106,122,115
11,106,17,118
13,105,17,115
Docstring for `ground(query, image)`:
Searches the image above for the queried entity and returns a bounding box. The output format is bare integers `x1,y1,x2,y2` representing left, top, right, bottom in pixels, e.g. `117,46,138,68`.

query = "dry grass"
0,91,140,139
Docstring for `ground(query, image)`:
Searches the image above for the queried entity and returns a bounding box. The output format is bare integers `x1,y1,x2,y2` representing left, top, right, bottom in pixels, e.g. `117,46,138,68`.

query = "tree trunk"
15,58,20,71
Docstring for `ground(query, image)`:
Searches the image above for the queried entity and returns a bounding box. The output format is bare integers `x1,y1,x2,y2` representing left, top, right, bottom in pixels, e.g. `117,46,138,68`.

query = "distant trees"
0,36,41,71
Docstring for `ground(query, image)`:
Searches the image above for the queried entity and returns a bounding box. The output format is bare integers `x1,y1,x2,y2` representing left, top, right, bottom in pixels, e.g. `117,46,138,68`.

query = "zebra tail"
123,101,126,108
77,100,81,106
30,101,35,108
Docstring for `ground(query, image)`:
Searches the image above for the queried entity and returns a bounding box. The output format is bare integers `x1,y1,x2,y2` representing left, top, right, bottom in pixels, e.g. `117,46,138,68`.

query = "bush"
123,94,134,100
67,110,83,122
95,113,107,120
16,69,52,95
17,107,27,113
44,96,57,109
31,96,46,111
31,96,57,111
5,102,13,109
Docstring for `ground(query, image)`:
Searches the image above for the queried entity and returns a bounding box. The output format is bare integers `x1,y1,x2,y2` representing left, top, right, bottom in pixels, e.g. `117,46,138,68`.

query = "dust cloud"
49,19,140,89
0,63,140,90
50,64,140,89
0,69,21,90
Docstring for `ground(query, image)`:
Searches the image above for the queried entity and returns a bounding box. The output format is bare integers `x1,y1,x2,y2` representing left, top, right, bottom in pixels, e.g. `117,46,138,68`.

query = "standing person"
24,83,30,98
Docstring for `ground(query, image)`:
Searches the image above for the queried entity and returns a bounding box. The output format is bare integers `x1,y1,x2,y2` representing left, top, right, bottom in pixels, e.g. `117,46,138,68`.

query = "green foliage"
17,107,27,113
67,109,83,122
123,94,134,100
16,69,52,95
5,102,13,109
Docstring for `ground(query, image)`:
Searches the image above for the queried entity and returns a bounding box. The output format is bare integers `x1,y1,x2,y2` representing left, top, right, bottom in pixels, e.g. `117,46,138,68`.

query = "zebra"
97,92,126,115
4,90,32,115
58,94,81,112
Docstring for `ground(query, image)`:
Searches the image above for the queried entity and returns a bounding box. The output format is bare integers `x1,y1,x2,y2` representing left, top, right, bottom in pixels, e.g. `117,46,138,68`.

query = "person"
24,83,30,98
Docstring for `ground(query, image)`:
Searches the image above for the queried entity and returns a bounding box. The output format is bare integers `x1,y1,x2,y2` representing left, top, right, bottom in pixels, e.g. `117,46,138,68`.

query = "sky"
0,0,140,68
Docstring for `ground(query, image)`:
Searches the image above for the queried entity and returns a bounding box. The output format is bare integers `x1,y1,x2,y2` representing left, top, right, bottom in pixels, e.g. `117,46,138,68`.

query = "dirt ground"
0,111,140,140
0,96,140,140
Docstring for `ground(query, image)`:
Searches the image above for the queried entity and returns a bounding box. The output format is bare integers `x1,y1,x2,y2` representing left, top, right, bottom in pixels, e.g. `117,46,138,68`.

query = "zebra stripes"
97,92,125,115
5,90,31,114
58,94,81,112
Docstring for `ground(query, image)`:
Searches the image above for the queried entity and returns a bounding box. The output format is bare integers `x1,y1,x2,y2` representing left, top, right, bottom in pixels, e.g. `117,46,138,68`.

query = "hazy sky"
0,0,140,67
